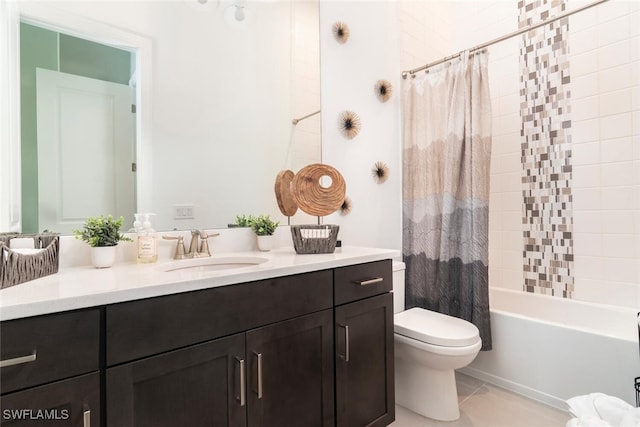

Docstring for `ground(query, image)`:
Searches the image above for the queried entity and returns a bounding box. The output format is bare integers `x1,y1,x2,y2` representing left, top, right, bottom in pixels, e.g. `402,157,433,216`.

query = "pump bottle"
136,213,158,263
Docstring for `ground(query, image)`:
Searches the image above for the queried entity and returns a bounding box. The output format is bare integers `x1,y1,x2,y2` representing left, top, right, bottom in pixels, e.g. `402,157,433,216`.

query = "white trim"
0,0,21,232
459,366,569,412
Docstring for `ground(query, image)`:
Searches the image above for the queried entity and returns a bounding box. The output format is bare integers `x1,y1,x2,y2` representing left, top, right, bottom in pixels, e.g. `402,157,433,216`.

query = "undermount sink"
156,256,269,273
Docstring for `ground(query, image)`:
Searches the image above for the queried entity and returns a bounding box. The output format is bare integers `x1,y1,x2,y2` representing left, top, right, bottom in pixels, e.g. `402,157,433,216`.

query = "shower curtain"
402,51,492,350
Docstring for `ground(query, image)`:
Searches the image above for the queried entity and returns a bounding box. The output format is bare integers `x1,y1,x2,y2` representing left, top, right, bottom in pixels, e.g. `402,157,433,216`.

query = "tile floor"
390,372,571,427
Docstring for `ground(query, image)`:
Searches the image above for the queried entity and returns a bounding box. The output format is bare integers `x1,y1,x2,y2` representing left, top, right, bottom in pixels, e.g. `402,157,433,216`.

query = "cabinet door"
246,310,334,427
0,372,100,426
335,293,395,427
106,333,245,427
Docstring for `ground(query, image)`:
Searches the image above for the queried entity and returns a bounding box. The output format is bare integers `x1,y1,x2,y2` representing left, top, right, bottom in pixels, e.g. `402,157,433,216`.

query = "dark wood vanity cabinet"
334,260,395,427
104,270,335,427
1,259,395,427
0,309,101,426
106,310,335,427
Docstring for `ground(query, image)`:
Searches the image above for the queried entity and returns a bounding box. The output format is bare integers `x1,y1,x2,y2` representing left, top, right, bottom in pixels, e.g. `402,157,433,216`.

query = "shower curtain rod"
401,0,609,79
292,110,321,125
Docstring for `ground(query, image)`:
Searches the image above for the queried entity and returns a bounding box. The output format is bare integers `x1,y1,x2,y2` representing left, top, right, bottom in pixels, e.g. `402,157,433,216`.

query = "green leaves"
235,214,279,236
73,215,132,247
250,214,279,236
235,214,256,228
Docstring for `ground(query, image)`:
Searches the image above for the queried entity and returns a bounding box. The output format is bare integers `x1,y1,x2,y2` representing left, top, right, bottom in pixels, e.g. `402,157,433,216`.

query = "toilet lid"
394,308,480,347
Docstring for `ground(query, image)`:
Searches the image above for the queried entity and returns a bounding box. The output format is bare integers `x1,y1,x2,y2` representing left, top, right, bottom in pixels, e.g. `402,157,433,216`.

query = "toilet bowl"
392,262,482,421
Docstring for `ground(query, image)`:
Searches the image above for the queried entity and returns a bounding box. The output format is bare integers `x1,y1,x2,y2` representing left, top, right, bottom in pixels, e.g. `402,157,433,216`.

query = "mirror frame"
1,1,153,232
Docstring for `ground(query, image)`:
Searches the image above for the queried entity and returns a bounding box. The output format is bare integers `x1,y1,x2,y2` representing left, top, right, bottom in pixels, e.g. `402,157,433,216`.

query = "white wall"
489,0,640,308
398,0,451,71
320,1,403,252
568,0,640,306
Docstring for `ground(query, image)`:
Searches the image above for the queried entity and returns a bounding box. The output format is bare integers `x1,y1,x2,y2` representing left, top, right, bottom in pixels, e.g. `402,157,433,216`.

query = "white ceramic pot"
256,235,273,252
91,245,117,268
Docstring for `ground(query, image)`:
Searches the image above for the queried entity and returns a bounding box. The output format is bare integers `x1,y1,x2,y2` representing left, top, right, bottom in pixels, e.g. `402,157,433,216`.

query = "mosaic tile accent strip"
518,0,574,298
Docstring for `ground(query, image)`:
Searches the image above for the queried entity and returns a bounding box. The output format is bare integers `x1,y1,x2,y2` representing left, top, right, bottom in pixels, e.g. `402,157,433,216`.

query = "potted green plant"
73,215,132,268
231,214,256,228
250,214,279,251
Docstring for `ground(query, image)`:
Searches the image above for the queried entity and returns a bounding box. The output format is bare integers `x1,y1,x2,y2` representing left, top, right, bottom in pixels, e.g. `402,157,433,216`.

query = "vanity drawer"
334,259,392,306
106,269,333,366
0,309,101,394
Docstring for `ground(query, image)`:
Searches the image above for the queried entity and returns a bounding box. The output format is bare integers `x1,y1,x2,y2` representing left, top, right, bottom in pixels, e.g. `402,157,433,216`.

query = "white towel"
566,393,640,427
620,408,640,427
566,417,614,427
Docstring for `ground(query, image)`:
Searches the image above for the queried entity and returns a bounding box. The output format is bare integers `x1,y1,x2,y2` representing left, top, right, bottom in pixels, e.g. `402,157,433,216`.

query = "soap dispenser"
137,213,158,263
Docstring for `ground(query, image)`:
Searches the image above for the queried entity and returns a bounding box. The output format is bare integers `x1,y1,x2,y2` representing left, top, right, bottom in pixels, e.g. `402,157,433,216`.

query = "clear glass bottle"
137,213,158,263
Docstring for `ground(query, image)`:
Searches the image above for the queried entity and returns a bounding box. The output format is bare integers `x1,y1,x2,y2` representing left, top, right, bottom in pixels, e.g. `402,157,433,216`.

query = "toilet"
392,261,482,421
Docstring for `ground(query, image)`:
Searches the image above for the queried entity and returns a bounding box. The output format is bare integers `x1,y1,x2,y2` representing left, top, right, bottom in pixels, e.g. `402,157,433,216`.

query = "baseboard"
458,366,570,413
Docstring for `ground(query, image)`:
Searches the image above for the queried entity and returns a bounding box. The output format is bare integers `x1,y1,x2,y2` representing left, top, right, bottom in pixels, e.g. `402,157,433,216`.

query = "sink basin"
156,256,268,273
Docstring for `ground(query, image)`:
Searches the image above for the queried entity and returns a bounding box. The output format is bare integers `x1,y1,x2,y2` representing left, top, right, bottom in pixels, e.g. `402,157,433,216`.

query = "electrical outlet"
174,204,195,220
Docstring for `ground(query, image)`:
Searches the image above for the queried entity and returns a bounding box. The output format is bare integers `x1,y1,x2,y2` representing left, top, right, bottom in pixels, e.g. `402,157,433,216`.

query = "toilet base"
395,361,460,421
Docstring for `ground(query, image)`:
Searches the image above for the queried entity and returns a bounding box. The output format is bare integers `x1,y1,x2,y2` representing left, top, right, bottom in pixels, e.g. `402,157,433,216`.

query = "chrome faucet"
188,230,220,258
163,230,219,260
198,231,219,257
162,235,187,259
188,230,201,257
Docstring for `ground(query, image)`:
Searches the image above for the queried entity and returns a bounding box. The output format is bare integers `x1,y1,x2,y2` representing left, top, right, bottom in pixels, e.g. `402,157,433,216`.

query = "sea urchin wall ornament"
338,110,361,139
340,197,353,216
375,79,393,102
372,161,389,184
332,21,350,44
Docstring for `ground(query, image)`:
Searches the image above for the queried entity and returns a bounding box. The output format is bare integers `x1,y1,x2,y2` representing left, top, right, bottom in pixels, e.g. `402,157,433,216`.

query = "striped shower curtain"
402,51,492,350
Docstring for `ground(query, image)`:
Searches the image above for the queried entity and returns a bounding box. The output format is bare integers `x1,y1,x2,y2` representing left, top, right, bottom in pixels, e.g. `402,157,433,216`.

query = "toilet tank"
392,261,406,314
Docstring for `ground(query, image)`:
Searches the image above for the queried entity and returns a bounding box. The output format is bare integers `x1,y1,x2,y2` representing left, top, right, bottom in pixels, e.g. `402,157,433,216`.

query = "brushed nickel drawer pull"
0,352,37,368
83,409,91,427
236,357,246,407
356,277,384,286
254,352,263,399
338,324,350,362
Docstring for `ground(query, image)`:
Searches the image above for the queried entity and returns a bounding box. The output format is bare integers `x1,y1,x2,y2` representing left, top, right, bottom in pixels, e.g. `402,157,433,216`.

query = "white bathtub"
460,287,640,410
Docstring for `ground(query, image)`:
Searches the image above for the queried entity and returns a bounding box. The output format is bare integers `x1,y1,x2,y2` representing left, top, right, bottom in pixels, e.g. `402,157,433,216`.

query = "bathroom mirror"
1,0,321,234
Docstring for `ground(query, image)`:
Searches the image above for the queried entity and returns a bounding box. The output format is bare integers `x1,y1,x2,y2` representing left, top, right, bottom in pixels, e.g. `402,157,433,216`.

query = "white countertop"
0,246,399,321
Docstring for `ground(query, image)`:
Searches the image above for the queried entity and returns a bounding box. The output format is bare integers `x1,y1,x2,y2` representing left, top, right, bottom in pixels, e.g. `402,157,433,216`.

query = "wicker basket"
0,233,60,289
290,225,340,254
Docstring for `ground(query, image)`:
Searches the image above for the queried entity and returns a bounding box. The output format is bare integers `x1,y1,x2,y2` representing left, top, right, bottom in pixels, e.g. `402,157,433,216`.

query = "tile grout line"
458,379,488,406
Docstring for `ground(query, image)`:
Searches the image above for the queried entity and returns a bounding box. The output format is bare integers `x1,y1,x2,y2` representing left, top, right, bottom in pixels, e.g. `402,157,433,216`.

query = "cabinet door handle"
0,351,37,368
338,324,350,362
236,357,246,407
254,352,263,399
355,277,384,286
83,409,91,427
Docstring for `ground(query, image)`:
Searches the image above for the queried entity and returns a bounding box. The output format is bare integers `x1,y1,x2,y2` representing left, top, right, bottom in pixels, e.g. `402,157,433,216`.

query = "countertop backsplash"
58,225,295,269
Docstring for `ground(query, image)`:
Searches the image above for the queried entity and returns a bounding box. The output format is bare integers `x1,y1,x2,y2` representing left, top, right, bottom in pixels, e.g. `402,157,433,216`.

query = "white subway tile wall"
398,0,639,308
